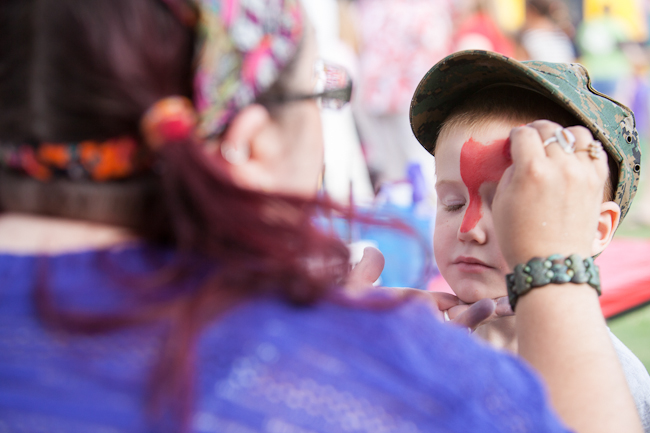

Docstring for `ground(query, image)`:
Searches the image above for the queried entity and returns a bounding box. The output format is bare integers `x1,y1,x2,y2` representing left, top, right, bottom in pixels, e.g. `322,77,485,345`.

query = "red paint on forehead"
460,137,512,233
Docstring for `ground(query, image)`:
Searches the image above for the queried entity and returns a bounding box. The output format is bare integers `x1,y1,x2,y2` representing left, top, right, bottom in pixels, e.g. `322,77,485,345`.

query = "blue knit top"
0,246,571,432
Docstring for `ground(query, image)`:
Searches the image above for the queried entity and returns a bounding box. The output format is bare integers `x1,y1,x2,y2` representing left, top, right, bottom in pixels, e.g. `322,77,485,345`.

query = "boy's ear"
591,201,621,256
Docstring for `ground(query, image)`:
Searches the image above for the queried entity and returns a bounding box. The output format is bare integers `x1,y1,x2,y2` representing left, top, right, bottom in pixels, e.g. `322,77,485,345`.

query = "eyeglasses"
259,60,353,110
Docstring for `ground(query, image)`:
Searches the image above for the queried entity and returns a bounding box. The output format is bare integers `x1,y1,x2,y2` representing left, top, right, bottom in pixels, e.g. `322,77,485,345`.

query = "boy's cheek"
433,219,458,260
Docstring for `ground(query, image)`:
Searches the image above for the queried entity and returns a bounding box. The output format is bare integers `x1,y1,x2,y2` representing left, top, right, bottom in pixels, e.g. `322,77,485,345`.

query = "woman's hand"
345,246,385,292
346,247,505,330
446,296,514,331
492,120,608,268
491,120,642,433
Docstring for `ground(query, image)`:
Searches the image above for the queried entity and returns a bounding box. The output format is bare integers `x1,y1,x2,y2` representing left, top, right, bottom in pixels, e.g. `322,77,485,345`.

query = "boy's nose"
458,212,487,244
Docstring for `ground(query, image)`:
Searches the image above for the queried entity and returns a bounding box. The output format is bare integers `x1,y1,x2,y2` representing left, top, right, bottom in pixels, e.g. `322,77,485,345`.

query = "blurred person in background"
453,0,515,56
621,44,650,227
577,5,632,97
354,0,452,198
300,0,374,205
520,0,576,62
0,1,643,432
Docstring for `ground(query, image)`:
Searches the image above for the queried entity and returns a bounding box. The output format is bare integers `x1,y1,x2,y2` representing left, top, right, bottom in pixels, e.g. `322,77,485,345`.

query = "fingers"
534,120,571,157
445,296,514,332
450,298,496,331
510,120,607,187
565,125,593,151
524,121,605,168
346,247,385,291
428,291,463,311
446,303,470,321
495,296,514,317
569,128,609,176
494,119,606,265
541,123,609,185
530,119,563,142
508,123,546,164
447,297,514,320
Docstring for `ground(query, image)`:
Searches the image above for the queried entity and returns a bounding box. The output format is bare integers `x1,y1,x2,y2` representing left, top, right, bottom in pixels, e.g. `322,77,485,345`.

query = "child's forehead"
435,117,517,157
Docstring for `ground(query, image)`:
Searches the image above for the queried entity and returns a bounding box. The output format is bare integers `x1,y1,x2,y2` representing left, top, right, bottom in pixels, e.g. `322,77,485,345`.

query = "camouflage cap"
410,50,641,222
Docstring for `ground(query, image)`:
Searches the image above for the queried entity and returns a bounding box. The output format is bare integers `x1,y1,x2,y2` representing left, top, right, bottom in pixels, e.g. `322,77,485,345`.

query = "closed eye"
445,203,465,212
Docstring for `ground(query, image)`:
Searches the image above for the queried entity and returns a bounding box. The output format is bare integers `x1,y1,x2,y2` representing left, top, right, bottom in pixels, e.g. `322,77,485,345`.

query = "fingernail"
496,297,514,315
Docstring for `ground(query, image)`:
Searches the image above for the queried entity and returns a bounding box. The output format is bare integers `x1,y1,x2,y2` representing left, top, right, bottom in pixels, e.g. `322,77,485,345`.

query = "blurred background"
304,0,650,369
306,0,650,206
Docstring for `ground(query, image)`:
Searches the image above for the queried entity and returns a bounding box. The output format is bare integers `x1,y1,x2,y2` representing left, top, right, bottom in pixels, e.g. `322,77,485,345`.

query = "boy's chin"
450,280,507,304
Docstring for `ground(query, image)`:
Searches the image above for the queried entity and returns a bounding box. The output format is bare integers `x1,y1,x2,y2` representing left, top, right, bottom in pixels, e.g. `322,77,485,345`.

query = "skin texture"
216,26,324,198
346,246,499,331
494,120,641,432
434,122,514,305
435,118,622,350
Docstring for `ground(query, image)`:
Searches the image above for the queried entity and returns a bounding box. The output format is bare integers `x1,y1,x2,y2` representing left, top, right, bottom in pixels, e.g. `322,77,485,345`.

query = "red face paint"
460,137,512,233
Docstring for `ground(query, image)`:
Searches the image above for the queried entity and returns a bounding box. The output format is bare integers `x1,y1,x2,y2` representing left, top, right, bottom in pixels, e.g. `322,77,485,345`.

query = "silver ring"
556,127,576,153
543,136,558,146
544,128,576,153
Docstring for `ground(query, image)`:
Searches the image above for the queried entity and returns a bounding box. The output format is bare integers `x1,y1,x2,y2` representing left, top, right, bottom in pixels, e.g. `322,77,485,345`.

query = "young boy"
410,50,650,430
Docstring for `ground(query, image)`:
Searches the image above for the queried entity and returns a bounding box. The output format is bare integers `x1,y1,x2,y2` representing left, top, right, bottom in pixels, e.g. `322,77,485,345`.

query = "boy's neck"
474,316,518,353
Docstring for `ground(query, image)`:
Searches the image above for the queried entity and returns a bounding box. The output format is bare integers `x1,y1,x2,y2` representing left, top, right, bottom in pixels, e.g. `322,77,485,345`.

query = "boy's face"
434,121,515,304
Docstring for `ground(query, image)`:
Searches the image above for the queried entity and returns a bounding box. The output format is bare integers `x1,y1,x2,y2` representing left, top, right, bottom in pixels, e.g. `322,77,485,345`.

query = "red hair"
0,0,420,428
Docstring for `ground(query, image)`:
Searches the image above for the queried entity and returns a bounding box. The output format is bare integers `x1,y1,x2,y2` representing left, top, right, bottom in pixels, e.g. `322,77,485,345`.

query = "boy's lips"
452,256,493,271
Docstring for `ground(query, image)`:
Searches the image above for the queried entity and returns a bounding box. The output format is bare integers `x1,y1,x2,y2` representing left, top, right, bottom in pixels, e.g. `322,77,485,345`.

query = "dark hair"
437,85,618,201
0,0,360,428
0,0,194,141
527,0,554,18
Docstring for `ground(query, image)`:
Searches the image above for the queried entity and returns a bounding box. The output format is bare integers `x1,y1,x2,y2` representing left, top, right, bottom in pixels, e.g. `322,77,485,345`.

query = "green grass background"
609,304,650,372
608,204,650,372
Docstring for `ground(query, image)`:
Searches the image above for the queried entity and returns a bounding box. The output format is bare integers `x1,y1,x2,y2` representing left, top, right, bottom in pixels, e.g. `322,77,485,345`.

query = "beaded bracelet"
506,254,601,311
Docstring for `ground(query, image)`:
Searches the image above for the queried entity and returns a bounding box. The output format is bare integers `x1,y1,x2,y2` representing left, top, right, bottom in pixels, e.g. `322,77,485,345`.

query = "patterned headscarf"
187,0,304,138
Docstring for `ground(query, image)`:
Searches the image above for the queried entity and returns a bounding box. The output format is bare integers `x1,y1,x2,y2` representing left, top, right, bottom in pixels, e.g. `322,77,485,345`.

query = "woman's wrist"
506,254,601,311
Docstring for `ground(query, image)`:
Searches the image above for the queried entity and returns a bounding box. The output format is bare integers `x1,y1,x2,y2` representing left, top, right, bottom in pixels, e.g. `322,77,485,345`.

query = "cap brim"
409,50,609,156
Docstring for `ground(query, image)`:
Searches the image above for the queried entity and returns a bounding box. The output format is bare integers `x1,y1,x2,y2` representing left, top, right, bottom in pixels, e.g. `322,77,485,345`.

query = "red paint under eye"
460,138,512,233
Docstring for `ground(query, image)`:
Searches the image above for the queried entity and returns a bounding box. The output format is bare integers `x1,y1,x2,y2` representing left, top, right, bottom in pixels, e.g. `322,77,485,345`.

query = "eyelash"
445,203,465,212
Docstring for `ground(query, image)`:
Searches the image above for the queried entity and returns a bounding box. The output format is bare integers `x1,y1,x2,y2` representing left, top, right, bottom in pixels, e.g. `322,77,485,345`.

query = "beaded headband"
0,137,149,182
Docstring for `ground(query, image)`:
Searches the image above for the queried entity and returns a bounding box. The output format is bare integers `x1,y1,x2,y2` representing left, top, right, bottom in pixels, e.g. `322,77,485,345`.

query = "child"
410,50,650,430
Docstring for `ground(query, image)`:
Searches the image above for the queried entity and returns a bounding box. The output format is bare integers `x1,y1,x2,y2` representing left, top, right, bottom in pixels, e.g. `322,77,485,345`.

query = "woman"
520,0,576,63
0,1,642,432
